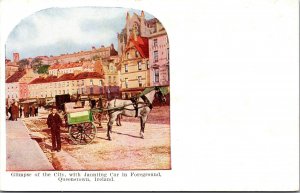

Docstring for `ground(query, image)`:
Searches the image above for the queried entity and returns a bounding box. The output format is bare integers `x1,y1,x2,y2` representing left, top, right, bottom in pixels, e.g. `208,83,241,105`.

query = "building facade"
120,33,150,99
149,31,169,86
117,11,161,56
28,72,105,98
5,69,36,100
46,44,118,65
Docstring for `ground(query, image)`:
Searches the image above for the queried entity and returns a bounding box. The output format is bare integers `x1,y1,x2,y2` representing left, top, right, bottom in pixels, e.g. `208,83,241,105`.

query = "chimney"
101,45,104,48
126,12,130,21
13,53,19,63
92,46,96,50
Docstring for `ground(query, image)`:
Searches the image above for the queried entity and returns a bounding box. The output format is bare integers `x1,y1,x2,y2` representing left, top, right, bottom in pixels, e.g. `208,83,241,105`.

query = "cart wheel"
69,122,97,145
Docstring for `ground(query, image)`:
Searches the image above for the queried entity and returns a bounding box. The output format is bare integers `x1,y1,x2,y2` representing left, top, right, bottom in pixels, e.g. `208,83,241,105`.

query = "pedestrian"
30,105,35,117
8,105,12,120
24,104,29,118
11,102,19,121
46,107,62,152
34,105,38,116
19,105,23,118
29,106,32,117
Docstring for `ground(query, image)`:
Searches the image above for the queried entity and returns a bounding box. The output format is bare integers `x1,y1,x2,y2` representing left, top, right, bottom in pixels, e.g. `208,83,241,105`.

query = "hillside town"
5,11,170,105
6,10,171,171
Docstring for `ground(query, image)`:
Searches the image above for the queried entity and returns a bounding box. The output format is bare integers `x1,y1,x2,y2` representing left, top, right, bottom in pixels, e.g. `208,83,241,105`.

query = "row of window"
153,48,169,63
30,79,104,90
124,61,149,73
152,37,169,47
31,87,94,97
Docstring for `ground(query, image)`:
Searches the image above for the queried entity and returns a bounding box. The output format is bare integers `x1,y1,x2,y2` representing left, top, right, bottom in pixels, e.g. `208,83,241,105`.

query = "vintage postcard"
0,0,299,191
5,6,170,172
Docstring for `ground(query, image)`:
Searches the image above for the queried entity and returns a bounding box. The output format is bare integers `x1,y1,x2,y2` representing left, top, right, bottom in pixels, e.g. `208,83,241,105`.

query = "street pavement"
6,119,54,171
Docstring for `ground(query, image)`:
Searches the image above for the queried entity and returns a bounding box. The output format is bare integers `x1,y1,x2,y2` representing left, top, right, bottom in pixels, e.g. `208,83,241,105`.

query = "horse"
106,86,167,140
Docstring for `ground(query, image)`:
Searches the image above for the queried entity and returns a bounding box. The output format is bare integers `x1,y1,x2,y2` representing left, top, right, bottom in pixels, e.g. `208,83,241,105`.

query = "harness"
127,95,153,117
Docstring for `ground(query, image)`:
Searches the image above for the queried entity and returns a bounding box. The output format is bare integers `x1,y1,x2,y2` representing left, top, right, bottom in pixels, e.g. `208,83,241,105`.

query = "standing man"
11,102,19,121
19,104,23,118
46,107,62,152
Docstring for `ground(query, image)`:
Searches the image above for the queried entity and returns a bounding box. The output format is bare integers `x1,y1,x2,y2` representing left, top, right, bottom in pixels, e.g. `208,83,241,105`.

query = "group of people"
6,101,39,120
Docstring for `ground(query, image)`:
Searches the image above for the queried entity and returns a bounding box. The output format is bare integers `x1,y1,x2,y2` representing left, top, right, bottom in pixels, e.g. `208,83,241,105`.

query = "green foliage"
17,59,30,71
37,65,50,74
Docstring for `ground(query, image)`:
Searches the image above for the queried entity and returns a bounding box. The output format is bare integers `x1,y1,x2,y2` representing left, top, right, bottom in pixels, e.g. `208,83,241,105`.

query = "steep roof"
6,71,26,83
126,36,149,58
29,72,103,84
74,72,104,79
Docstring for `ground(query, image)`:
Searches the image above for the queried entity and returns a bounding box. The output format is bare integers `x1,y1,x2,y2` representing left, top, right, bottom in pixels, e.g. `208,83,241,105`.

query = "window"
90,79,93,86
99,80,102,86
81,88,84,94
113,76,116,83
138,76,142,87
125,64,128,72
59,90,61,94
154,69,159,83
77,80,79,86
62,82,65,87
125,78,128,88
67,81,69,86
138,61,142,70
154,51,158,62
126,52,130,59
135,51,139,58
77,88,80,94
72,81,75,86
82,80,84,86
147,60,150,69
108,76,111,83
63,90,65,94
90,87,93,94
153,39,158,47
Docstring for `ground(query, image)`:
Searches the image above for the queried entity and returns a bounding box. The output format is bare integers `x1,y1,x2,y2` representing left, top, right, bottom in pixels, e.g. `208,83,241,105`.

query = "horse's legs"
140,115,147,139
107,113,117,140
116,114,122,126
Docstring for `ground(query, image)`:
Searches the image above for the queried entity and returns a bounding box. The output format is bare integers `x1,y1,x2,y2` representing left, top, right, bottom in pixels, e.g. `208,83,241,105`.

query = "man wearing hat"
47,107,62,152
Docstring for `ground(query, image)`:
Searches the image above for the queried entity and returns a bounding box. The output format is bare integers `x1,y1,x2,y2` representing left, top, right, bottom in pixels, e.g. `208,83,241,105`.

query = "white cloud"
6,7,152,59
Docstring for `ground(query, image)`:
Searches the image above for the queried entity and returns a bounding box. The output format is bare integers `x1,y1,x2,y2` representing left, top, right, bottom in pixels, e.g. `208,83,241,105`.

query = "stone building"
117,11,161,56
148,27,169,86
46,44,118,65
5,68,37,100
28,72,105,98
119,31,150,99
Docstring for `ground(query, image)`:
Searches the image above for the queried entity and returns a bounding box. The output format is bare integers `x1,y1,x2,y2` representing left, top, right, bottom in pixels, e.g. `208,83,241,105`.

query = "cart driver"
47,106,62,152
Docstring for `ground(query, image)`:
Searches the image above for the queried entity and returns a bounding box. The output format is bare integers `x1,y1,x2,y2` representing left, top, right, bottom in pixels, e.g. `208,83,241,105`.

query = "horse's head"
155,87,167,104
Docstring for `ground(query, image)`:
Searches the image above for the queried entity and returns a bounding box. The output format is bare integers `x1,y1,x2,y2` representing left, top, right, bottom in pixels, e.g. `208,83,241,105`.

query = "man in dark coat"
47,107,62,152
11,102,19,121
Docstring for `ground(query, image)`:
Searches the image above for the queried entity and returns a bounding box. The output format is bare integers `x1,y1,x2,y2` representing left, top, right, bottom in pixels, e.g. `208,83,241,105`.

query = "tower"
13,53,19,63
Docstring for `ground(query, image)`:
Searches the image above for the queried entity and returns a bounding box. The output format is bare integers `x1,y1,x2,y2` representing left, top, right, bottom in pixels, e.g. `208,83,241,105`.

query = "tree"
37,65,50,74
31,57,43,72
17,59,29,71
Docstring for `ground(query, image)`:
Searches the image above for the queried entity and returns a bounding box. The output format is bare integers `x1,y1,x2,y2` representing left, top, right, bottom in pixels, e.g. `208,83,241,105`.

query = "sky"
5,7,154,60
